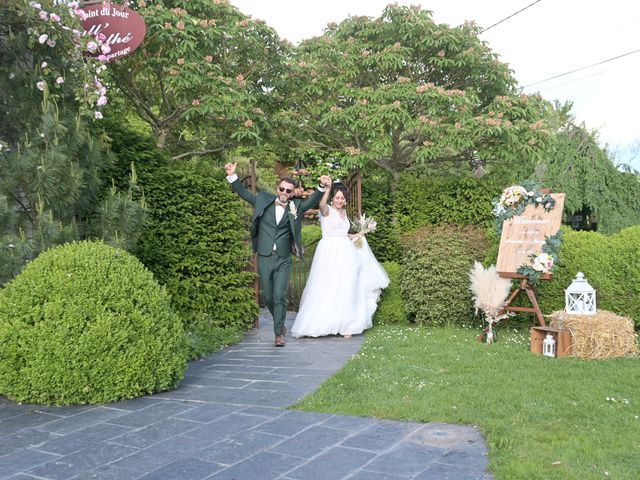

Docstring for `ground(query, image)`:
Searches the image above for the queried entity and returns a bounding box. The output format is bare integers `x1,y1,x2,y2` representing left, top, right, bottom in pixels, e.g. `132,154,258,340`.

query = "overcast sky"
230,0,640,167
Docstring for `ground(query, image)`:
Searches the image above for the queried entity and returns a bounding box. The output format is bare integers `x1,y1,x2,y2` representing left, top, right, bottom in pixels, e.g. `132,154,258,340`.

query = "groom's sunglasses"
278,186,293,194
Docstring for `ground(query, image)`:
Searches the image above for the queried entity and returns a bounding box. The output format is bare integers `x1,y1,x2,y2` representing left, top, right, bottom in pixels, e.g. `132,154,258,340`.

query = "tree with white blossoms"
0,0,145,285
469,262,512,343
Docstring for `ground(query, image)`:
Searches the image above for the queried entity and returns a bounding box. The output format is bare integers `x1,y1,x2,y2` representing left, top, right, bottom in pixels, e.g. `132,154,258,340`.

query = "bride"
291,181,389,338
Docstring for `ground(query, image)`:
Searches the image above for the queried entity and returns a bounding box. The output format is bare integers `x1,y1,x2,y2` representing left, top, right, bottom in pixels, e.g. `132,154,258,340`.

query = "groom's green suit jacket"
231,179,324,260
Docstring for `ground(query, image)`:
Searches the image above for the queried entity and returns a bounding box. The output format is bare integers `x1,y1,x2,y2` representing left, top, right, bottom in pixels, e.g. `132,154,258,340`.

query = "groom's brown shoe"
275,335,285,347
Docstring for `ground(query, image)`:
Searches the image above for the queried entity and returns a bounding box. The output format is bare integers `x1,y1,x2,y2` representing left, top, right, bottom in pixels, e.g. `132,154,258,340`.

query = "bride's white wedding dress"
291,205,389,338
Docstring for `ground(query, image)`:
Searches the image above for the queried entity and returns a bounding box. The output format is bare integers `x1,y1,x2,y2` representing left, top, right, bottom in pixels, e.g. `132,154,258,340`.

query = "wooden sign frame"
495,193,565,326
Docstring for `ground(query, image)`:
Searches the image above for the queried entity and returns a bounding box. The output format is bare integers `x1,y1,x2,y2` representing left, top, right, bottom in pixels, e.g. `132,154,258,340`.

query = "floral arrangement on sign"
517,231,563,285
492,180,555,229
350,213,377,248
469,262,513,343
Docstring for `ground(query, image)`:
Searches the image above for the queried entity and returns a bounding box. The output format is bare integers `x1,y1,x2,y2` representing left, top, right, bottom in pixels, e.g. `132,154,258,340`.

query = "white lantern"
542,333,556,357
565,272,597,315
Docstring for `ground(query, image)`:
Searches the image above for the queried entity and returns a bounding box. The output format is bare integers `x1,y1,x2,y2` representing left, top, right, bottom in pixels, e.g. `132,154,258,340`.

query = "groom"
224,162,331,346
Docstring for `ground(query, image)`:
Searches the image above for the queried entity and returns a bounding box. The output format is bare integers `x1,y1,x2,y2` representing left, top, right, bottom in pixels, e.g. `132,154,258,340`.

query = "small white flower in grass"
41,61,47,69
50,13,61,22
36,81,45,91
38,34,48,44
97,96,108,106
94,111,103,119
56,76,64,85
46,39,55,47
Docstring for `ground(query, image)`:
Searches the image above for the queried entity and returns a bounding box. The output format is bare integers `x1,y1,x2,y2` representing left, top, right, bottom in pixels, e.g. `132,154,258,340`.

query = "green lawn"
294,325,640,479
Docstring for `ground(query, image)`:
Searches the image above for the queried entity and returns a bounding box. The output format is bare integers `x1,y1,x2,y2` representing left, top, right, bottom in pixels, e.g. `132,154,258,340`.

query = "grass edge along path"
293,325,640,480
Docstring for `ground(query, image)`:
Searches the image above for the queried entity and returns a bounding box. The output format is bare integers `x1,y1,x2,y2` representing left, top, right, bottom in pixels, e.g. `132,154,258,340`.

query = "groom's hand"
319,175,331,188
224,162,237,176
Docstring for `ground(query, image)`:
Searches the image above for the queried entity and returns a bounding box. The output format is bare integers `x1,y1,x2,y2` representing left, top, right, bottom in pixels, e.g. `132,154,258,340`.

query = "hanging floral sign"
81,3,146,61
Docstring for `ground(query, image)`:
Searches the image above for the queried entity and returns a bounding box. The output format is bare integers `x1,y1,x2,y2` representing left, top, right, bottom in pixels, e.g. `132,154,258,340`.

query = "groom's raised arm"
225,162,256,206
300,175,331,212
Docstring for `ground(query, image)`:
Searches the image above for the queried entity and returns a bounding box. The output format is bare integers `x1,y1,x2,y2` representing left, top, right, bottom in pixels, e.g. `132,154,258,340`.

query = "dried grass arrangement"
548,310,638,359
469,262,512,343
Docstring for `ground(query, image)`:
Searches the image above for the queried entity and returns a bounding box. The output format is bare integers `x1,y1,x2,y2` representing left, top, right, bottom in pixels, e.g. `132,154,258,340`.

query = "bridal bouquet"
350,213,377,248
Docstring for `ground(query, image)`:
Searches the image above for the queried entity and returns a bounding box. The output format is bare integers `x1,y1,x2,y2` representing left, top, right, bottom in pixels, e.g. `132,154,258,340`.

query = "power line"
481,0,542,33
522,48,640,88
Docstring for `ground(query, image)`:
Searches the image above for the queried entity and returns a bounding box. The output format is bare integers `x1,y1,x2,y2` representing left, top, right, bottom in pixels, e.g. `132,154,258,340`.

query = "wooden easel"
497,273,549,326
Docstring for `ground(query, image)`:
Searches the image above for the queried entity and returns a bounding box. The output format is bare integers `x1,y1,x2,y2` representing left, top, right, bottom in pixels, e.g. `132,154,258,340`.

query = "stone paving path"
0,312,492,480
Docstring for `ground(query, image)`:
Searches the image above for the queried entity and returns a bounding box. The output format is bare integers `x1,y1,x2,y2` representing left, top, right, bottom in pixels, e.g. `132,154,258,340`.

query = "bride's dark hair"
330,182,349,203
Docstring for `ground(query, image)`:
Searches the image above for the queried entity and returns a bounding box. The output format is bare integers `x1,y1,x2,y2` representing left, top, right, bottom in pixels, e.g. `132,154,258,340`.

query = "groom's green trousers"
257,253,291,336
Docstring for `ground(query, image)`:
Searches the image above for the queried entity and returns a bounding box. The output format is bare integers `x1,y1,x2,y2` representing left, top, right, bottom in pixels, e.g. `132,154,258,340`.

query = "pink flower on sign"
87,41,98,52
50,13,61,22
75,9,88,20
36,81,45,91
100,44,111,54
98,54,108,62
38,34,48,44
94,111,103,120
97,96,108,106
56,76,64,85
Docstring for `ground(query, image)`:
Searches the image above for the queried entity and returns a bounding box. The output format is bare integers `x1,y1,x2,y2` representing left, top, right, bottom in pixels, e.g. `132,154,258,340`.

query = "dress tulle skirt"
291,236,389,338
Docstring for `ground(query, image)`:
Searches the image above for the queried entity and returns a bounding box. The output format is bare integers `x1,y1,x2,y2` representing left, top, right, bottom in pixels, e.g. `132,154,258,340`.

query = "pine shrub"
0,241,187,405
401,224,491,326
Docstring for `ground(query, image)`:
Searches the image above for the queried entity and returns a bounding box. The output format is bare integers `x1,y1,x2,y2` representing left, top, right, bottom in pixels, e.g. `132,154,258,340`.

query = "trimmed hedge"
394,175,502,233
401,224,491,326
0,241,187,405
536,226,640,326
135,162,258,358
373,261,409,325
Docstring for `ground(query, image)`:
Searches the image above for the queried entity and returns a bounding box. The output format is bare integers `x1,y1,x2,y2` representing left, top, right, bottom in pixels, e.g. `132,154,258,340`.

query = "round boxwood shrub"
0,241,187,405
373,261,409,325
401,224,491,326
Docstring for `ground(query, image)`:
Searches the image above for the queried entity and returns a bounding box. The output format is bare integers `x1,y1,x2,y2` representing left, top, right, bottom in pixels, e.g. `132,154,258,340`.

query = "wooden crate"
530,326,572,357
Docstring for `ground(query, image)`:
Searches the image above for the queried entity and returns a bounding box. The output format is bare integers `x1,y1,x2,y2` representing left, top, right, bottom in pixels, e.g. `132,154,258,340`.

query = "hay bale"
548,310,638,359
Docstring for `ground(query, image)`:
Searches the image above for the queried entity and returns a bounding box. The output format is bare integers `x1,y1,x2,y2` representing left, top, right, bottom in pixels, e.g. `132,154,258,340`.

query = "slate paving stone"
108,401,195,428
341,421,423,452
69,464,143,480
415,462,485,480
318,415,377,432
284,446,376,480
27,442,138,480
0,448,59,480
195,429,285,466
110,434,211,473
0,412,61,437
35,407,126,435
112,418,201,449
137,457,222,480
254,410,333,437
0,428,55,456
173,403,241,423
182,413,270,444
35,423,133,456
207,451,306,480
363,442,445,477
270,425,350,458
